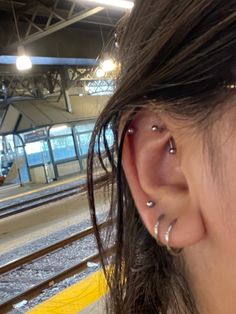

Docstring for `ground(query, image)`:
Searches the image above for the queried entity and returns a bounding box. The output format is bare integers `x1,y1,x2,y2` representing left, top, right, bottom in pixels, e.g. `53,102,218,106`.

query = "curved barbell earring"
169,138,176,154
165,219,183,256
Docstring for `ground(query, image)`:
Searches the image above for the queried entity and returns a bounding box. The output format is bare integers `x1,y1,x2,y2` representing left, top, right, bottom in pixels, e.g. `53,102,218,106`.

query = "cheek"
190,148,236,250
183,147,224,241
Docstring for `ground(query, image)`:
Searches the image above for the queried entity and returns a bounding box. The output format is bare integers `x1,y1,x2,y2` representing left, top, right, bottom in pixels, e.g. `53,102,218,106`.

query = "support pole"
60,68,72,113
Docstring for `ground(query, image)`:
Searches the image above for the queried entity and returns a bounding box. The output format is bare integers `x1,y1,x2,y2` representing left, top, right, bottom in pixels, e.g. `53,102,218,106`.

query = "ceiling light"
16,55,32,71
16,46,32,71
96,68,105,78
12,2,32,71
101,59,117,72
84,0,134,10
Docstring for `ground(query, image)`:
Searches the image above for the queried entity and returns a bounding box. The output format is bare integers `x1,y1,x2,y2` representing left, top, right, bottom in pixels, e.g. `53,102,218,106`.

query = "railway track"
0,221,109,313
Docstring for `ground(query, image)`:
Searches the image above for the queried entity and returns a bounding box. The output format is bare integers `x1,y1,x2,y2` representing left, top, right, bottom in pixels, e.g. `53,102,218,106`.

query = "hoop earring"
164,219,183,256
154,214,165,246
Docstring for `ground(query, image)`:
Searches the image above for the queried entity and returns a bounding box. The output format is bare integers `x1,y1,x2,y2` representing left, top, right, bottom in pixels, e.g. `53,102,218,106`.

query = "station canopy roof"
0,0,130,134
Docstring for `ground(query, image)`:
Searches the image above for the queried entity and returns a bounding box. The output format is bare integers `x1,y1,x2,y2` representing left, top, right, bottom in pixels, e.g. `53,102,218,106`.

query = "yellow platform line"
0,175,86,203
26,269,107,314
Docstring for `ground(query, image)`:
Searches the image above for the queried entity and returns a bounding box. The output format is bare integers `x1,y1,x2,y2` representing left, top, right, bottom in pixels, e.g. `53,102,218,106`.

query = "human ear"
122,111,205,250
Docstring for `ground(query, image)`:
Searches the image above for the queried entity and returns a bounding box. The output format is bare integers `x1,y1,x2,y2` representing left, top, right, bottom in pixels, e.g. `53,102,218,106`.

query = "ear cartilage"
127,128,135,134
146,200,156,208
169,139,176,154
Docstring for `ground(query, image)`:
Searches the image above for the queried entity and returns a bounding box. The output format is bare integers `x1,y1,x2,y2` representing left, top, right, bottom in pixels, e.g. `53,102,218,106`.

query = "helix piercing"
154,214,165,246
151,124,165,133
151,125,159,132
146,200,155,208
127,128,135,134
169,138,176,154
152,125,165,132
164,219,183,256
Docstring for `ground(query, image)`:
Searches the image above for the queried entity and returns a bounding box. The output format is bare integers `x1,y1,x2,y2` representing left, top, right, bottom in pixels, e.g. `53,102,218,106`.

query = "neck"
184,241,236,314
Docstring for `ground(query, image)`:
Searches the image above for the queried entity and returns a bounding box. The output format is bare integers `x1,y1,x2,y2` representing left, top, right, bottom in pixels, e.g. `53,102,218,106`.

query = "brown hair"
87,1,236,313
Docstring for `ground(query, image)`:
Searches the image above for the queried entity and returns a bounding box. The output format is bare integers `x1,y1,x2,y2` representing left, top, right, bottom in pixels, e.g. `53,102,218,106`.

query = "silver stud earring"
164,219,183,256
146,200,155,208
127,128,135,134
151,125,160,132
169,138,176,154
152,125,165,133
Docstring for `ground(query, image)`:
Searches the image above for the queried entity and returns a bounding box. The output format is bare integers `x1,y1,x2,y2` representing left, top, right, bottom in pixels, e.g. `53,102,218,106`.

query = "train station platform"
0,173,87,209
27,269,107,314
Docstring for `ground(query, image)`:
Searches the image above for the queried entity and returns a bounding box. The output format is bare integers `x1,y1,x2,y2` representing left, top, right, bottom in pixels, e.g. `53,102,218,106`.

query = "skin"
122,104,236,314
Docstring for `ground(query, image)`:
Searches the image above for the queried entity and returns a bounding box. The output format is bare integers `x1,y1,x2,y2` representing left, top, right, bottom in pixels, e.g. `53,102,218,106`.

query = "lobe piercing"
146,200,155,208
169,138,176,154
127,128,135,134
165,219,183,256
154,214,165,246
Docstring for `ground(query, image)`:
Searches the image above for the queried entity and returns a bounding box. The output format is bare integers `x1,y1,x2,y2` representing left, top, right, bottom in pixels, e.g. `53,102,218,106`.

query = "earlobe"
122,111,206,251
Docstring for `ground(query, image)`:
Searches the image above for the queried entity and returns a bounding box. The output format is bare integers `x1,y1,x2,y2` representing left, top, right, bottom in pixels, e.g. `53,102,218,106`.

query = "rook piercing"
146,200,155,208
169,138,176,154
164,219,183,256
154,214,165,246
